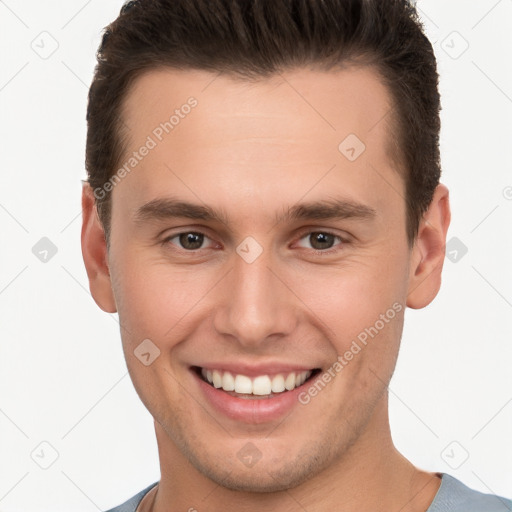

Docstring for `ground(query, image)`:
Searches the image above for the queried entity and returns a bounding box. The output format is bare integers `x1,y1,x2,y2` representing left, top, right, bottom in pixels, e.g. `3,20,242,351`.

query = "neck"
148,397,441,512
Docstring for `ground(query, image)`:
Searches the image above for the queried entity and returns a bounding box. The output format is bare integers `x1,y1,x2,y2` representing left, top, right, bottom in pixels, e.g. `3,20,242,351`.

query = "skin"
82,66,451,511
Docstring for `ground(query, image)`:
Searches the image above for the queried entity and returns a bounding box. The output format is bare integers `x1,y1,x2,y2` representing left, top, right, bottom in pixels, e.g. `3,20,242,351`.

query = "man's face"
105,66,414,491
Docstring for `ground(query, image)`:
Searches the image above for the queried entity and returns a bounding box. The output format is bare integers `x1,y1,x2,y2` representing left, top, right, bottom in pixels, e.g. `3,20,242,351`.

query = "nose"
212,244,298,349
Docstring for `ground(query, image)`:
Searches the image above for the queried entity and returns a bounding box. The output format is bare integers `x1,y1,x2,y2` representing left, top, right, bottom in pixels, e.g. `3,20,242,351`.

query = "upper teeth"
201,368,312,395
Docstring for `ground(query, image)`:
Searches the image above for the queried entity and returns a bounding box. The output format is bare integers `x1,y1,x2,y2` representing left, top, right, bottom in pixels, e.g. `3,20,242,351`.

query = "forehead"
115,65,403,223
122,65,395,144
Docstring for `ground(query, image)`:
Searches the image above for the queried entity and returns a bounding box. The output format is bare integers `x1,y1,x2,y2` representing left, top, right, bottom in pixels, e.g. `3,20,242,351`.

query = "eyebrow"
133,196,377,227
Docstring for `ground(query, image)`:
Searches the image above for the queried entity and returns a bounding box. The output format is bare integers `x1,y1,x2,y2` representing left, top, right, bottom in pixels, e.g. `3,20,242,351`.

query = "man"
81,0,512,511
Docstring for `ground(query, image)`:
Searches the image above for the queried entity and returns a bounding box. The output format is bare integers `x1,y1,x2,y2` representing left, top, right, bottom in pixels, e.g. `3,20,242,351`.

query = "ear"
406,183,451,309
81,182,117,313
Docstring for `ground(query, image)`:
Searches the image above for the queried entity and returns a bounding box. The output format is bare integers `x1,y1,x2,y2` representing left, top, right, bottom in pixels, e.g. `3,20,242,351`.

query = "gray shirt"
104,473,512,511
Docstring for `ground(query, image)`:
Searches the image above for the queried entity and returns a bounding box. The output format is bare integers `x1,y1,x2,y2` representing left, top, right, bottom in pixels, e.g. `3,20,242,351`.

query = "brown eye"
179,232,204,250
309,232,335,250
164,231,214,251
296,231,345,253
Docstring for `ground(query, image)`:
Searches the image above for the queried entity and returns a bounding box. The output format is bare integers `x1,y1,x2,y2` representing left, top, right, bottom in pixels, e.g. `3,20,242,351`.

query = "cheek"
303,262,404,334
110,253,215,345
293,258,406,382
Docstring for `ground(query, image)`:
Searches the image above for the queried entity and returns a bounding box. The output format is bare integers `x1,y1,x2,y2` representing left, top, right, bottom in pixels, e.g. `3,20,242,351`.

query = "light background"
0,1,511,510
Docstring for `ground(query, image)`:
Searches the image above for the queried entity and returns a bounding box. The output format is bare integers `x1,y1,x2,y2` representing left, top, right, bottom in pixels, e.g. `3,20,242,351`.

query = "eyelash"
161,229,348,255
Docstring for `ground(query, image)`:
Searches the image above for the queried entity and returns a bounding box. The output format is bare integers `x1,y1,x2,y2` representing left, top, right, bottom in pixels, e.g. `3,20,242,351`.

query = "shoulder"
428,473,512,512
104,482,159,512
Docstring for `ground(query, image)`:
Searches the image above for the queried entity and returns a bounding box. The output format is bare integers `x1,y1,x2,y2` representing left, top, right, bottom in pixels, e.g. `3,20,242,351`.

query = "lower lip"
192,369,313,424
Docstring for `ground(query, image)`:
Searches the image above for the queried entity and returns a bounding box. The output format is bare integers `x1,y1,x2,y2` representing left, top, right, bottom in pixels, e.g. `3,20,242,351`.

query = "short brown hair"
86,0,441,246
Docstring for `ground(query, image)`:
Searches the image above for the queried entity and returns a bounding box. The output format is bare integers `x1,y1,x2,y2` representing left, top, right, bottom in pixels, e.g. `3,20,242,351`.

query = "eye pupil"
310,232,334,250
180,232,203,250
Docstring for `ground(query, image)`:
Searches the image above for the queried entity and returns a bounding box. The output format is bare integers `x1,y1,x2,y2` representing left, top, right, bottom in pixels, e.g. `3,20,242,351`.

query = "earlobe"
81,182,117,313
406,184,451,309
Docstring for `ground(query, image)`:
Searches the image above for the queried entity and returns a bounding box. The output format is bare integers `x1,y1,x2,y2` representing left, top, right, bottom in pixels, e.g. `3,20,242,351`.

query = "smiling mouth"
193,366,321,399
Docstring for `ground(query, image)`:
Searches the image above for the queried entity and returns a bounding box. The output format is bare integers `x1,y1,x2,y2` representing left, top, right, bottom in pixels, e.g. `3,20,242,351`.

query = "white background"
0,1,511,510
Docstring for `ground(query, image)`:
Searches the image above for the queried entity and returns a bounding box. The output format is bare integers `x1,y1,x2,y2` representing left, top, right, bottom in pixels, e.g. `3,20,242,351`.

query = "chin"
183,438,333,494
199,461,316,493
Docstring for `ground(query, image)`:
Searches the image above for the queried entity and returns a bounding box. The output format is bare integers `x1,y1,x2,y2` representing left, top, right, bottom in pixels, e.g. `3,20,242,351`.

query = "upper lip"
192,362,320,377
